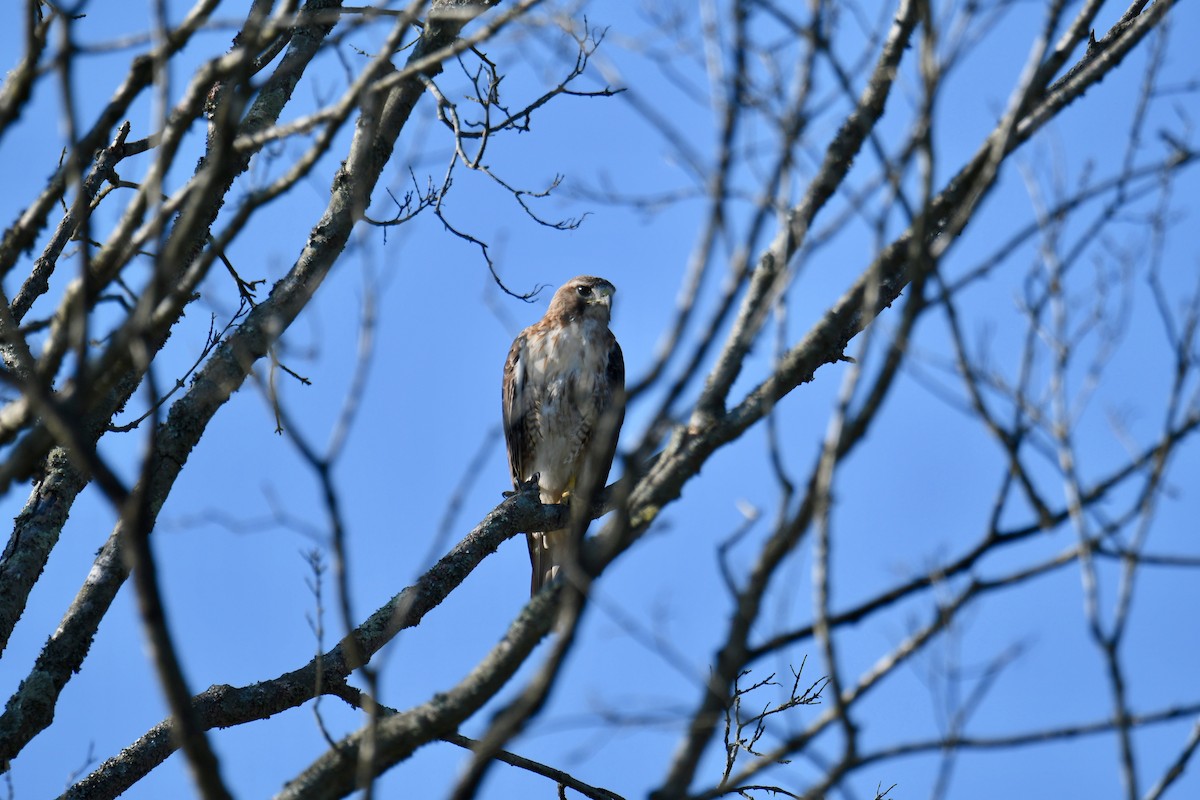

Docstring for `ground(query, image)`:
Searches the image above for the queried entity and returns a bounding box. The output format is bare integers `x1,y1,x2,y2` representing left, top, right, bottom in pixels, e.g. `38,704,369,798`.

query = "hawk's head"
547,275,616,324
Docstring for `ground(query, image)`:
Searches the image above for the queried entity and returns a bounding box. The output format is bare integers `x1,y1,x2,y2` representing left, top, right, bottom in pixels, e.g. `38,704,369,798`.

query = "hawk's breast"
519,318,612,500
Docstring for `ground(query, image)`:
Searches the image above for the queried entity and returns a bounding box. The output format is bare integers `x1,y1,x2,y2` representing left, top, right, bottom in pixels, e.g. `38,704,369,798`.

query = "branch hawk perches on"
502,276,625,595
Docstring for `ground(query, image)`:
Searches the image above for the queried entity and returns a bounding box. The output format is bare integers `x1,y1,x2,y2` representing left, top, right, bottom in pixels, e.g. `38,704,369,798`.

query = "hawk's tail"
528,529,569,597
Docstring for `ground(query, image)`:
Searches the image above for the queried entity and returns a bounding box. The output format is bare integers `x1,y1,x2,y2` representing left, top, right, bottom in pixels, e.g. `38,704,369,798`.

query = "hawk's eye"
576,285,593,297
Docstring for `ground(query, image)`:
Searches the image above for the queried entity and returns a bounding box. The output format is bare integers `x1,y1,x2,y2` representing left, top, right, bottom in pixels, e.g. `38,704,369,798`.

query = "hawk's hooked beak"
589,284,615,308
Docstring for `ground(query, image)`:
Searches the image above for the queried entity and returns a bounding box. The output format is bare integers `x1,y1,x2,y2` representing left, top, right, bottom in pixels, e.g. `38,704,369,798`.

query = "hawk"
502,275,625,595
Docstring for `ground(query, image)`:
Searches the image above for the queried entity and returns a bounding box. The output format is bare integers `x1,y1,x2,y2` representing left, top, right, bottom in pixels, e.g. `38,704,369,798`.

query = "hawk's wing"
502,331,533,489
582,334,625,497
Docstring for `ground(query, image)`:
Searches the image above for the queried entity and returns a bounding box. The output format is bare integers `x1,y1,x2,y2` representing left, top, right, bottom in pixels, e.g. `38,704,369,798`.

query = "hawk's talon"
504,473,542,498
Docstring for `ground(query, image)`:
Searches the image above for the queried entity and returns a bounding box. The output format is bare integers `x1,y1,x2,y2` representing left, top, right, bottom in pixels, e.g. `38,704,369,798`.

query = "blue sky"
2,1,1199,798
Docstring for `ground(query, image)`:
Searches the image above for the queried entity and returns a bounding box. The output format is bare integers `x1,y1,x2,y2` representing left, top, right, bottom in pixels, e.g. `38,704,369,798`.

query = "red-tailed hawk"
502,276,625,595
